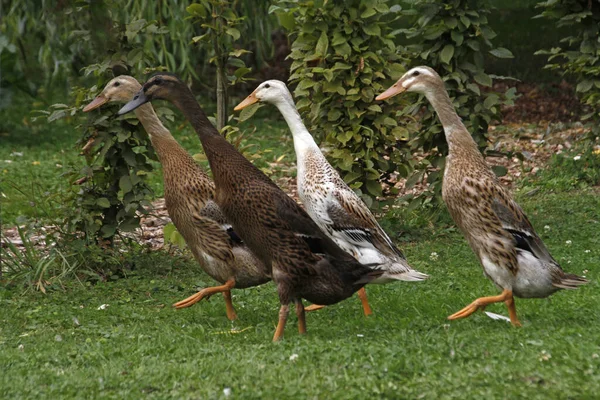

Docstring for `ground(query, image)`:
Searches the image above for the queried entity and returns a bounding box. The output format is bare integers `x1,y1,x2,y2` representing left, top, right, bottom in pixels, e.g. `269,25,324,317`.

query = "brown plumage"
84,76,269,321
119,73,382,341
377,66,588,326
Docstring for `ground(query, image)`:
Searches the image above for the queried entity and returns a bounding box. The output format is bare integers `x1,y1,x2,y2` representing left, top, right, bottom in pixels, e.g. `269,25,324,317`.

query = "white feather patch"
484,311,511,322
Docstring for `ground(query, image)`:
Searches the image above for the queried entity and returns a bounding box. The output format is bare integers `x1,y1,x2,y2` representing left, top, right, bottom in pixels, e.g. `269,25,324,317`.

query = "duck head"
376,66,443,100
118,73,184,115
83,76,142,112
234,80,292,110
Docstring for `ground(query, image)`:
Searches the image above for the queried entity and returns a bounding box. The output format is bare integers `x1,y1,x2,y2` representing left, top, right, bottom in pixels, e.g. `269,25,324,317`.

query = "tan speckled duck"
84,76,269,320
377,66,588,326
235,80,428,316
118,73,382,341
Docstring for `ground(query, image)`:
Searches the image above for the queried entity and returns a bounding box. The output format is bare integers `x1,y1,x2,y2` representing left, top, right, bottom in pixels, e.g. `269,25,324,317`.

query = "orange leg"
504,294,522,327
448,288,521,327
272,304,290,342
222,290,238,321
295,299,306,335
357,287,373,316
173,278,236,316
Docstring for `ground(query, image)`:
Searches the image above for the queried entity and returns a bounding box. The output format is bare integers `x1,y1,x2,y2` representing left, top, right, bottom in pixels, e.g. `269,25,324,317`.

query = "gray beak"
118,89,149,115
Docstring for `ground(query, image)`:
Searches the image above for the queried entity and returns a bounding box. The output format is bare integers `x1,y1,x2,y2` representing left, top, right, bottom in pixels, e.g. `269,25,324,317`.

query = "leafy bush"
535,0,600,141
271,0,416,207
397,0,517,207
37,18,173,244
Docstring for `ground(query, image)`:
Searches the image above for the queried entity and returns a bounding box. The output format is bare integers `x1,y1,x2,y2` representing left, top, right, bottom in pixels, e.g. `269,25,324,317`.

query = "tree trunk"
216,60,228,132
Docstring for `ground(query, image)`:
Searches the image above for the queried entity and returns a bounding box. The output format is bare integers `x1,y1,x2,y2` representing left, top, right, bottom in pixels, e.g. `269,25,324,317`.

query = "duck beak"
83,95,109,112
234,92,259,111
118,89,148,115
375,82,405,101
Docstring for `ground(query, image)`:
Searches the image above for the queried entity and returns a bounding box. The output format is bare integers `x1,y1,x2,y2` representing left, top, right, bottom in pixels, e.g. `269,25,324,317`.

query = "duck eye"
412,71,420,77
114,81,120,87
264,83,270,89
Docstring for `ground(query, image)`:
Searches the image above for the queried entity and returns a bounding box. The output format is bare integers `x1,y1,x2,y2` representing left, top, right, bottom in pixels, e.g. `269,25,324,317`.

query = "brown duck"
377,66,588,326
119,73,382,341
84,75,269,320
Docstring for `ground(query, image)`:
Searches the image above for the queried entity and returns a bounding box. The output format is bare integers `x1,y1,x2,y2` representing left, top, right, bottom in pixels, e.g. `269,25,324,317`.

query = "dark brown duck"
119,73,381,341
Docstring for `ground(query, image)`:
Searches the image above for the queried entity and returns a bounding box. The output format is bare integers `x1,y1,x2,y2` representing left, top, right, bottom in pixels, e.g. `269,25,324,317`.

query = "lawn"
2,86,600,399
1,187,599,399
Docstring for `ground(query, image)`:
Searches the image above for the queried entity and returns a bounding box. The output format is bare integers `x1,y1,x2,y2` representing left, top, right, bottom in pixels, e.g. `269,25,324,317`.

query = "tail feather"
354,269,385,286
553,273,589,290
386,269,429,282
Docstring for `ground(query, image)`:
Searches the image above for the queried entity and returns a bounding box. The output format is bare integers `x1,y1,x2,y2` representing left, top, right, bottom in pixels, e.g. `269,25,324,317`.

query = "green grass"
2,190,599,399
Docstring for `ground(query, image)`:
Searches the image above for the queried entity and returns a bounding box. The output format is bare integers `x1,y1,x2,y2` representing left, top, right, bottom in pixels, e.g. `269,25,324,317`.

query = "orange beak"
375,82,405,101
83,95,109,112
234,92,259,111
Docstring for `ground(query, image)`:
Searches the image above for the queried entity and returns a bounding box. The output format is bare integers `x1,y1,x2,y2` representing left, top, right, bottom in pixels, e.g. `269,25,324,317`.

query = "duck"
83,75,270,321
118,73,382,341
376,66,588,326
234,80,428,316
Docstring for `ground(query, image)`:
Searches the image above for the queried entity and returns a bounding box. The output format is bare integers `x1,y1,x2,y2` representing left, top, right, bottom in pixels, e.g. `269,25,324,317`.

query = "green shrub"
535,0,600,141
37,18,172,244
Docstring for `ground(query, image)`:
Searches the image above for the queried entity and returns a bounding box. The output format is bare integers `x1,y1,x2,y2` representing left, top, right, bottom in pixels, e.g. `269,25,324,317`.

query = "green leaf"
275,11,295,30
365,180,382,197
483,94,499,109
363,24,381,36
576,80,593,93
492,165,508,177
474,72,492,87
489,48,514,59
226,28,241,41
187,3,207,17
440,45,454,64
119,176,133,193
238,103,262,122
96,198,111,208
361,7,376,18
451,30,464,46
316,30,329,56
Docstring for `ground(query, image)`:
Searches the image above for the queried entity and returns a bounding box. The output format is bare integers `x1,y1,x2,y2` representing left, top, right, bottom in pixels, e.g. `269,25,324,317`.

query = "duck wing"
188,205,235,263
327,188,406,260
274,193,351,260
490,187,556,265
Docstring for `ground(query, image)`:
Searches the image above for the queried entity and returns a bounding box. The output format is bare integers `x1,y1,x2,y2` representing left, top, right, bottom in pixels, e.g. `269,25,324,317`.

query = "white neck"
272,96,320,160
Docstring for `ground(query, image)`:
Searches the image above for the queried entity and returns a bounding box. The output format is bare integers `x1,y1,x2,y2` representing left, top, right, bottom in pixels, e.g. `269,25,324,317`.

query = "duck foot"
273,304,290,341
357,288,373,316
173,278,237,320
448,288,521,327
304,304,325,312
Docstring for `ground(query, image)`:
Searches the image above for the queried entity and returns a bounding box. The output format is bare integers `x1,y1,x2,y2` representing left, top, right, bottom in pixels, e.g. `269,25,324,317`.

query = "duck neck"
273,96,320,161
425,87,479,154
133,103,171,139
132,103,182,161
170,89,221,143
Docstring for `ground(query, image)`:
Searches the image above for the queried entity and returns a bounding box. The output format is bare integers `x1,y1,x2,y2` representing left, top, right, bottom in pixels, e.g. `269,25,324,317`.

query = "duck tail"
553,272,589,290
387,269,429,282
377,261,429,282
354,269,385,286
